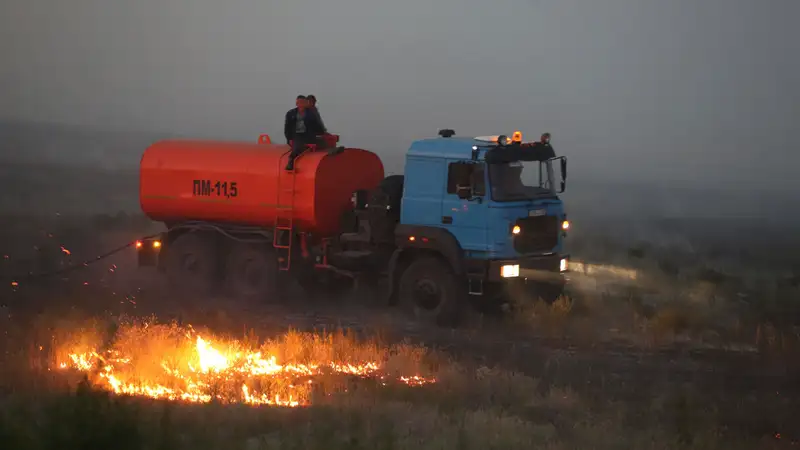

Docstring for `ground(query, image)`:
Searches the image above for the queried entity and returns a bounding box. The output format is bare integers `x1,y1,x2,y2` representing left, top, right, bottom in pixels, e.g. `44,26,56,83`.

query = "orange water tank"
139,139,385,236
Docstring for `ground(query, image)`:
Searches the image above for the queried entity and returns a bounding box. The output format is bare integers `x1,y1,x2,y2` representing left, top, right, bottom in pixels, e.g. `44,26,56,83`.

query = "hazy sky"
1,0,798,188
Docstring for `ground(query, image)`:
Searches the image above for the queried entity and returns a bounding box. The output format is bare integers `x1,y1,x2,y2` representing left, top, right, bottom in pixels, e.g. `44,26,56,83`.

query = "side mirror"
559,158,567,193
456,185,472,200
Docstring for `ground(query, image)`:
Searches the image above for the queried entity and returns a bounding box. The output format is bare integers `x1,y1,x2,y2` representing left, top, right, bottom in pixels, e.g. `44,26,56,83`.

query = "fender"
386,224,465,303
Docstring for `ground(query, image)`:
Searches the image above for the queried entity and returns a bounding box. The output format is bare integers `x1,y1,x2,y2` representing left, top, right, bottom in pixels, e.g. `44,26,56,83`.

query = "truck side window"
446,162,472,194
471,163,486,196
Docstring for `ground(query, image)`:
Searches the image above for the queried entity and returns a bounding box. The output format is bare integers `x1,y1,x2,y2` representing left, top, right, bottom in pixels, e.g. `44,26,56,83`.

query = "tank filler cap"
438,129,455,138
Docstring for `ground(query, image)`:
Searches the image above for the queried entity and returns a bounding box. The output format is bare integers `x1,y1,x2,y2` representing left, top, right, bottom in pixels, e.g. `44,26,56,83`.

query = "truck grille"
513,216,559,254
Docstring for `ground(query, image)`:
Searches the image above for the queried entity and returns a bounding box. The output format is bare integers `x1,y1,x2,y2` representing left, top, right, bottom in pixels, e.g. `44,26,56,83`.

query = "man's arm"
311,108,327,134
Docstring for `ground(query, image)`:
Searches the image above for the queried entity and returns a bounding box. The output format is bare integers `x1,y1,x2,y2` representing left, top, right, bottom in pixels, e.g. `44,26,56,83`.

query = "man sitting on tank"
306,94,327,135
284,95,325,171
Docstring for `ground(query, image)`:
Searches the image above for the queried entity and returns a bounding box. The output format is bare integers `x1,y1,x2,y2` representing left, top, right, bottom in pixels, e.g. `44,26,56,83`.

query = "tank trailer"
136,130,570,325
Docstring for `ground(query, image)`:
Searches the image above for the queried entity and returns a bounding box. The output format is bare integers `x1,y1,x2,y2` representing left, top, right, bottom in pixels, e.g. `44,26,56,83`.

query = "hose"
1,233,161,282
3,222,276,283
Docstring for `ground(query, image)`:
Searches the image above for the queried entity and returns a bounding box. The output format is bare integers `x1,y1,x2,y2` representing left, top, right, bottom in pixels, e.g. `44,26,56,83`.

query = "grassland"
1,310,796,450
1,166,799,449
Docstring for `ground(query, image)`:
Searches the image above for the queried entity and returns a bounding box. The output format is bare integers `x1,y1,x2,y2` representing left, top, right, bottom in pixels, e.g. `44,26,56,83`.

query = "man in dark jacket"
284,95,324,171
306,94,327,134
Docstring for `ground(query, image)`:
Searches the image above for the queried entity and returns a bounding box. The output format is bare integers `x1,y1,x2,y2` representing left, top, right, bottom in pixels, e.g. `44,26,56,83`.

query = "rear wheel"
398,256,463,326
163,232,218,297
225,242,278,302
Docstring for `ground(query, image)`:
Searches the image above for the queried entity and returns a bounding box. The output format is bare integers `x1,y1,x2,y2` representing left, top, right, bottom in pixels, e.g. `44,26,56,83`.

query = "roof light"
474,135,511,145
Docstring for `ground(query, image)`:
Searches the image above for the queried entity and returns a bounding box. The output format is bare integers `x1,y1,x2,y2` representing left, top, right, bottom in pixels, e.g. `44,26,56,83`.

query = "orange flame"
59,327,434,407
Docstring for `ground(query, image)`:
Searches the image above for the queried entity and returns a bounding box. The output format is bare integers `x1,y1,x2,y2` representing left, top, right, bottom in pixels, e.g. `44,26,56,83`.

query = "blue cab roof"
407,136,483,160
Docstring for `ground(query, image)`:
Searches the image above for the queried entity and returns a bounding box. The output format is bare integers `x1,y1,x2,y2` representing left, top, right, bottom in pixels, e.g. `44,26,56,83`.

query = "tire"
163,232,218,297
225,242,278,302
398,256,464,326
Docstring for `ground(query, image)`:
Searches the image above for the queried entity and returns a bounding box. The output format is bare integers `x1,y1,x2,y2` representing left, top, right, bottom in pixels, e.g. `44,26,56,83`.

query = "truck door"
440,161,488,255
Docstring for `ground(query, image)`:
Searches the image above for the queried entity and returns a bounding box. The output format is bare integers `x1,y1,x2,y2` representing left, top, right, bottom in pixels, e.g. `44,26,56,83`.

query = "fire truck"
136,130,570,325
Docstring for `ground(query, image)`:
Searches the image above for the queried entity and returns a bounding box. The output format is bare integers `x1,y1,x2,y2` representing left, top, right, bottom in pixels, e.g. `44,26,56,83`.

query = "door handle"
442,216,453,224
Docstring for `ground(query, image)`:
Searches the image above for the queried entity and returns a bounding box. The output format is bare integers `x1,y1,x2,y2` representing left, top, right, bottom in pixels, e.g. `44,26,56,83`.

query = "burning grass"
53,319,435,407
1,314,796,449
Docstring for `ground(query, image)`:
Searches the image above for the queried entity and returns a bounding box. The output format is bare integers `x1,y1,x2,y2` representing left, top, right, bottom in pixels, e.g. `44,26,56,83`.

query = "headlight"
511,225,521,235
562,220,570,230
560,258,568,272
501,264,520,278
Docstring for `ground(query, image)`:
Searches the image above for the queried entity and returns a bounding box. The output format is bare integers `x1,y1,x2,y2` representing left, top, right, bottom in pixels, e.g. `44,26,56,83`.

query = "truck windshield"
488,160,556,202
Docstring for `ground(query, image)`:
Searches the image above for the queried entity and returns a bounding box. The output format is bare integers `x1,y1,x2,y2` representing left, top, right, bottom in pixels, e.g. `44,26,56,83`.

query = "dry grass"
507,267,800,358
0,365,767,450
0,314,793,450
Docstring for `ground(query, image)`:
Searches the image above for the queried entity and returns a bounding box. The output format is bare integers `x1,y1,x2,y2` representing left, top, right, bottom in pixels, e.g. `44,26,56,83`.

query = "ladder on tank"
273,154,299,271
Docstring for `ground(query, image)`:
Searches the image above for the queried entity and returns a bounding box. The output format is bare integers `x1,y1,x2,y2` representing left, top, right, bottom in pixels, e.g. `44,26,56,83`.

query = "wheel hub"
413,279,442,311
181,254,200,274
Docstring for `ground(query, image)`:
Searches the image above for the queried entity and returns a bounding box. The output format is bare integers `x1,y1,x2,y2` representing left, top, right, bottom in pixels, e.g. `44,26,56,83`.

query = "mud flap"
385,250,402,305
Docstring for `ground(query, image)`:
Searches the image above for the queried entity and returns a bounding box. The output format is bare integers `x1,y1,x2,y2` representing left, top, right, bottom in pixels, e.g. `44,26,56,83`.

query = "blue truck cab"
389,129,569,323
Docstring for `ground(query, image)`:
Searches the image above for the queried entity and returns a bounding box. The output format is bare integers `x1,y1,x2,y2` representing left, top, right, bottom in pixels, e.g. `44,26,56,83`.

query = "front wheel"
398,256,464,326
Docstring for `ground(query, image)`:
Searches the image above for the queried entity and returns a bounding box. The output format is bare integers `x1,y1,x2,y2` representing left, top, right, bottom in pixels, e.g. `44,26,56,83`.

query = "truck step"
467,278,484,296
327,250,376,271
277,257,290,271
331,250,376,265
337,250,374,258
340,232,370,243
